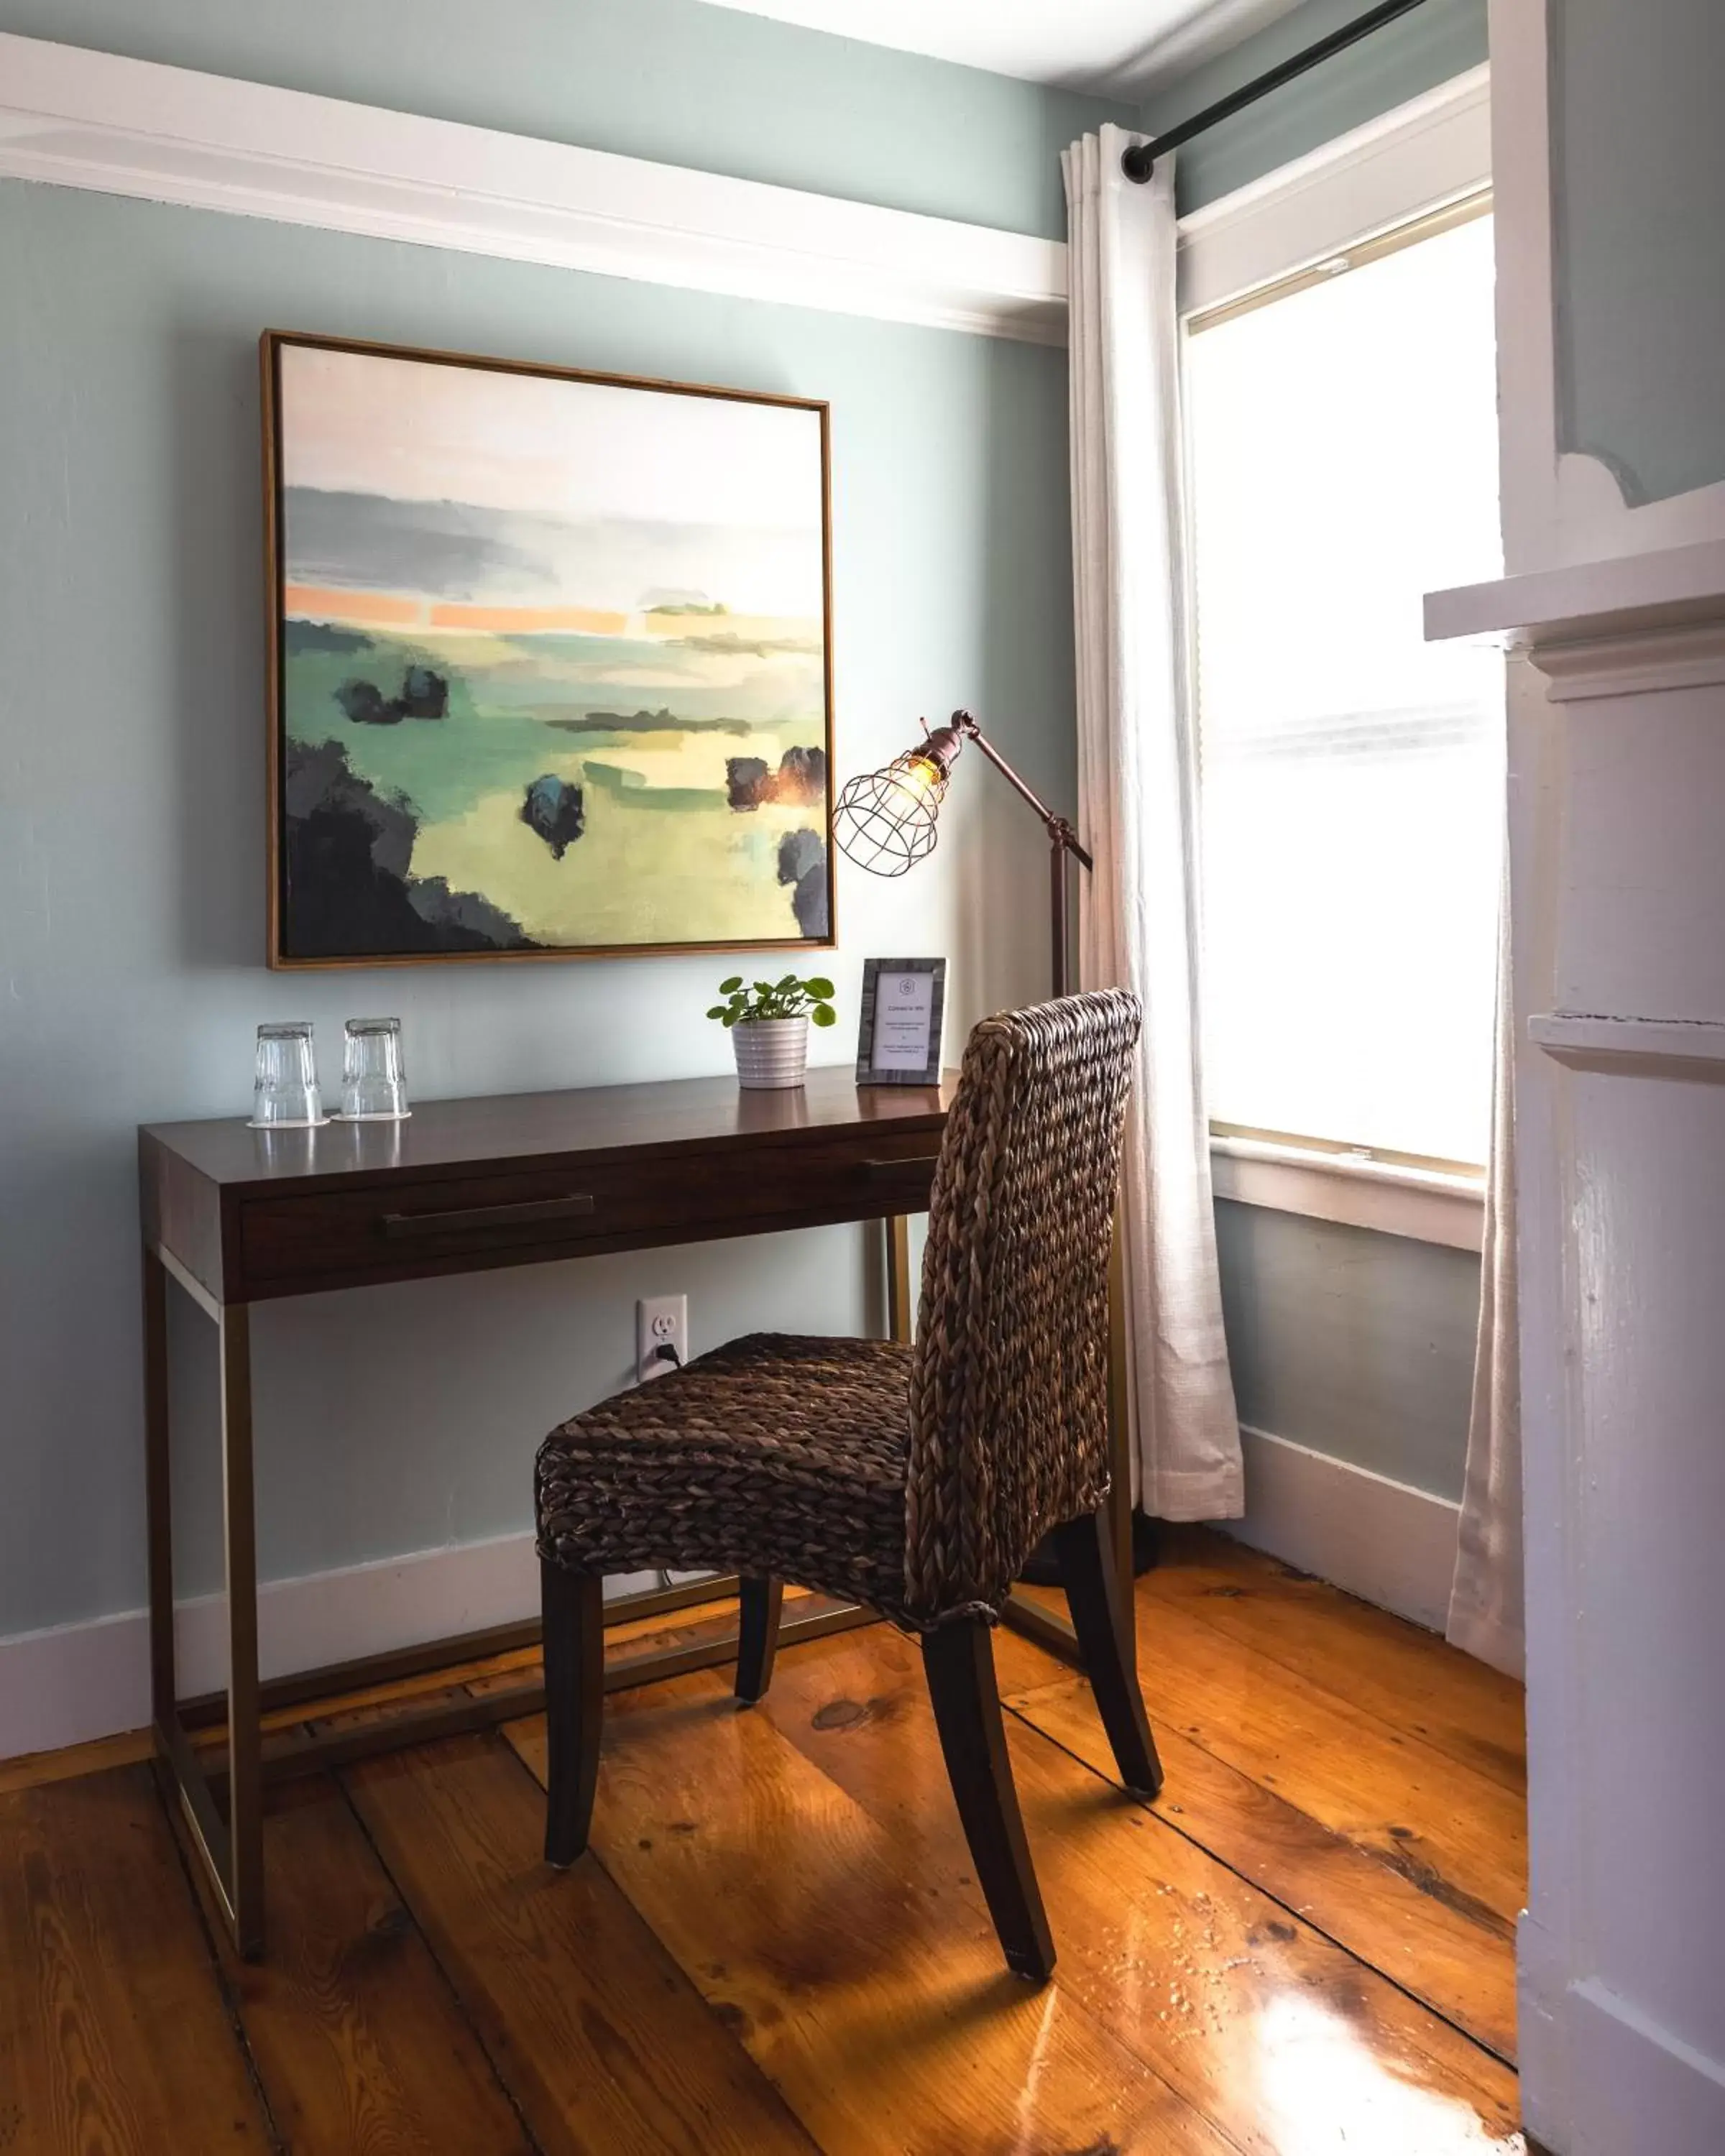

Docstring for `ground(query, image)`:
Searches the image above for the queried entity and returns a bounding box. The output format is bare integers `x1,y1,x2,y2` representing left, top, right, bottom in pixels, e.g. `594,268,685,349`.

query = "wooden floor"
0,1529,1528,2154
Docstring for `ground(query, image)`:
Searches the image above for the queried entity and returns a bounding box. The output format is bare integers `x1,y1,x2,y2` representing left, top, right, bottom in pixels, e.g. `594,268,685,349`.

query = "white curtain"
1063,126,1243,1520
1448,860,1524,1674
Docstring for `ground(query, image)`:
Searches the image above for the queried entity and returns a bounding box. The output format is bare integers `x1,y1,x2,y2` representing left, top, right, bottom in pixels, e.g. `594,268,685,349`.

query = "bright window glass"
1187,208,1503,1166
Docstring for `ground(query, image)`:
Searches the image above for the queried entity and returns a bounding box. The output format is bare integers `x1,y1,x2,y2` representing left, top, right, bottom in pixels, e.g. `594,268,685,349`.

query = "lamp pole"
939,712,1092,998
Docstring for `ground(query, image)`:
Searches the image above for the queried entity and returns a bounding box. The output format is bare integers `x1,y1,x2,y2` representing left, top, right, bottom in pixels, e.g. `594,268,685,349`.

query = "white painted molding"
0,32,1067,344
1426,537,1725,648
1530,620,1725,704
1210,1135,1484,1252
1177,63,1489,320
1555,456,1725,569
1518,1938,1725,2156
0,1528,543,1760
1223,1424,1461,1634
1530,1013,1725,1083
1486,0,1725,572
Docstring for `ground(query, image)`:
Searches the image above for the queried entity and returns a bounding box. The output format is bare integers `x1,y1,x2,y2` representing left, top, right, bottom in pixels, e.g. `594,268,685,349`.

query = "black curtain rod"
1123,0,1432,182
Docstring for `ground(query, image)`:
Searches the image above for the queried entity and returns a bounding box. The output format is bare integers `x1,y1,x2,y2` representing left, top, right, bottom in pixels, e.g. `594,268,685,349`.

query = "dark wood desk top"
142,1066,959,1192
140,1067,958,1304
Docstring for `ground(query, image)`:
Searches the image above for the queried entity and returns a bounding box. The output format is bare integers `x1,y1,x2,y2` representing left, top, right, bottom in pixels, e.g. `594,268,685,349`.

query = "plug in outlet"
636,1294,689,1384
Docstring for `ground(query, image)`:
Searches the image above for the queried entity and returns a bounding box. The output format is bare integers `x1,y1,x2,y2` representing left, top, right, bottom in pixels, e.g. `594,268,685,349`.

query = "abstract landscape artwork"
263,333,834,965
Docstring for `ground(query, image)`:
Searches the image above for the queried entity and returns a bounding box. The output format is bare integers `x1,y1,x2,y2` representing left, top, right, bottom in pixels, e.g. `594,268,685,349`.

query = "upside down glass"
252,1021,325,1128
339,1016,409,1120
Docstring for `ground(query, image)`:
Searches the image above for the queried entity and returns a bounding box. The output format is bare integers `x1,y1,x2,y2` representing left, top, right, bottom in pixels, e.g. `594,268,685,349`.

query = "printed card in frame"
262,331,836,967
855,958,947,1087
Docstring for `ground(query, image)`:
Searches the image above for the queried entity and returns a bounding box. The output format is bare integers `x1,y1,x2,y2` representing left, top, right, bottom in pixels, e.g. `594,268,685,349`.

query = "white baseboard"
1517,1912,1725,2156
0,1529,548,1762
1222,1424,1461,1632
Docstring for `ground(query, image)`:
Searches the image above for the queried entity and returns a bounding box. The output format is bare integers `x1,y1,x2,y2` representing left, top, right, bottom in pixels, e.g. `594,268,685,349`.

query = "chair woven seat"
537,1332,918,1621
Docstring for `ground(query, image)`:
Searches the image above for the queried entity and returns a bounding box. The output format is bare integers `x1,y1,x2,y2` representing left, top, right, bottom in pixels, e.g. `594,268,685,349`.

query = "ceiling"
695,0,1307,98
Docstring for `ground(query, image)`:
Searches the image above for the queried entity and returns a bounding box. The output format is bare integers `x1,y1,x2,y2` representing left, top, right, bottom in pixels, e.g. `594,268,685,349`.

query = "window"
1185,203,1503,1169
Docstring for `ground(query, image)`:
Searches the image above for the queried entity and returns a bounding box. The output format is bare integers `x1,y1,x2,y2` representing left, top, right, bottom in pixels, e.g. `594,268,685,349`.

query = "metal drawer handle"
382,1194,597,1238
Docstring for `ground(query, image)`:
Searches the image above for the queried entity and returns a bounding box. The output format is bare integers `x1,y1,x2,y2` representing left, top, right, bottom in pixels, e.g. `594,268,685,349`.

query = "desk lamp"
832,711,1092,995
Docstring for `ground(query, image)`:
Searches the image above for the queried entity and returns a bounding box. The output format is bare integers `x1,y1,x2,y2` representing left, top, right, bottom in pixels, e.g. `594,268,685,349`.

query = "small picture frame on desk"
856,958,947,1086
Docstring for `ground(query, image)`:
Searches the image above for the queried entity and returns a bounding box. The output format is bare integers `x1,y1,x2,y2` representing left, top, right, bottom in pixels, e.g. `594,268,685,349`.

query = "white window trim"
1176,61,1491,319
1210,1135,1484,1253
1181,66,1494,1254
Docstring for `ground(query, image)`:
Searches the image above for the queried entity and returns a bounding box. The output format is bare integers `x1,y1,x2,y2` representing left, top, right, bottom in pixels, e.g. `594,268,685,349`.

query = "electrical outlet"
636,1294,689,1383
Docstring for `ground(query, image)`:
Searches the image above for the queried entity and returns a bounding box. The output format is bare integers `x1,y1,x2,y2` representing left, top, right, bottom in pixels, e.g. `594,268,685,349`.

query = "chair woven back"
903,988,1142,1623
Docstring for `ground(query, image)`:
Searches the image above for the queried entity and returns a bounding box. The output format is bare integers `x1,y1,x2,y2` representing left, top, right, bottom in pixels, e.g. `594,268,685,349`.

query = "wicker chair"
534,988,1161,1982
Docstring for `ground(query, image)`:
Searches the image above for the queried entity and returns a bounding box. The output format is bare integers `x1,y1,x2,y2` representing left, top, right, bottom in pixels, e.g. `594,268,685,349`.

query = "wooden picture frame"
262,330,836,968
855,958,947,1087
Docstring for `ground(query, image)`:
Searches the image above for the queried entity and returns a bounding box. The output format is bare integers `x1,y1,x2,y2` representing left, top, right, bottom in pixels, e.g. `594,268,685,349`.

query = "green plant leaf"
722,1010,738,1027
804,977,834,998
706,1006,727,1019
811,1004,837,1027
719,975,743,993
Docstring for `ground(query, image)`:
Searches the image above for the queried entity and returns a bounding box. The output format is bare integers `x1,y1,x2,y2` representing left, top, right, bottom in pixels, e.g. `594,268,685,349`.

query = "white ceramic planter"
732,1015,809,1089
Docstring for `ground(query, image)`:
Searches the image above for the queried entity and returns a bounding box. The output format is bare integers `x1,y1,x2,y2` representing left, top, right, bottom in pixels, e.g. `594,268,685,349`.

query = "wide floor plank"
995,1631,1518,2063
180,1770,535,2156
503,1677,1238,2156
346,1730,822,2156
0,1766,269,2153
1114,1590,1526,1927
752,1623,1524,2155
1140,1529,1527,1795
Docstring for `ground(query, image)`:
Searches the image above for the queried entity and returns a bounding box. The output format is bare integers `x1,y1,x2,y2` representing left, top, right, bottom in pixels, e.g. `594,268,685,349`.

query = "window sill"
1209,1135,1485,1253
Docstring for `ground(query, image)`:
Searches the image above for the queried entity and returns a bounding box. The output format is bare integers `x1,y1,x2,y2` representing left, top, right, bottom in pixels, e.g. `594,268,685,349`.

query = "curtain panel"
1063,125,1243,1520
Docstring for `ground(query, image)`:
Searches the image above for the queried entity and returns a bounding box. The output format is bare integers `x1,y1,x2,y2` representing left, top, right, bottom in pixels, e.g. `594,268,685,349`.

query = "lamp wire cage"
832,750,950,877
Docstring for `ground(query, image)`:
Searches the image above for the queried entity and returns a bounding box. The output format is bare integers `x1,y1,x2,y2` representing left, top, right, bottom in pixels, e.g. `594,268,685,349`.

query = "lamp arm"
944,711,1091,997
948,711,1094,872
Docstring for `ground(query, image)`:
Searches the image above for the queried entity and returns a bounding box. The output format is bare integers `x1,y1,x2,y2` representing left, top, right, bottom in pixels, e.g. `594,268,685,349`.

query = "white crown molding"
1176,63,1490,320
1530,1013,1725,1083
0,32,1067,345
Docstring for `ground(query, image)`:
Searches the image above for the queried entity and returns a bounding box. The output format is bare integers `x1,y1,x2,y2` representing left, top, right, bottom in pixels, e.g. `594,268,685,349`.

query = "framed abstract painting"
262,332,835,966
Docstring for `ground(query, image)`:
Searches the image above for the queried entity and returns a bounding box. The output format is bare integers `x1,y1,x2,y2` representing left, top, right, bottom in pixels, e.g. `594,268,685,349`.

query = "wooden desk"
139,1067,1116,1958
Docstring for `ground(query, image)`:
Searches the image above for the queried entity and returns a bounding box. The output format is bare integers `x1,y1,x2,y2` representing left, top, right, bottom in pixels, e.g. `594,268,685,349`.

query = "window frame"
1176,63,1494,1250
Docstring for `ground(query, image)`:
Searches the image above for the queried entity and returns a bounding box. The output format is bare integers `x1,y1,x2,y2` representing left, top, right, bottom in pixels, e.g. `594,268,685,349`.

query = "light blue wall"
0,13,1116,1636
1216,1204,1478,1501
1551,0,1725,505
1141,0,1487,213
0,0,1132,239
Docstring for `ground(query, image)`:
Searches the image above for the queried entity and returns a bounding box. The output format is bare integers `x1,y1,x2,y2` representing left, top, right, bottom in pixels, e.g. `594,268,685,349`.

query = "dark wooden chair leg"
541,1560,604,1866
1050,1506,1163,1798
921,1618,1055,1983
735,1575,784,1704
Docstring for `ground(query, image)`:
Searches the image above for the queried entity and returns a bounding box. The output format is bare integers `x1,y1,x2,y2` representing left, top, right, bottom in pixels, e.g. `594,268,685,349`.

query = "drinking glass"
251,1021,325,1128
338,1016,409,1120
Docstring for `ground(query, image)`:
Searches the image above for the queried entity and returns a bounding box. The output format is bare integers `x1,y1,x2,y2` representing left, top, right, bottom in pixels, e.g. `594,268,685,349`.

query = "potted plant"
709,972,837,1089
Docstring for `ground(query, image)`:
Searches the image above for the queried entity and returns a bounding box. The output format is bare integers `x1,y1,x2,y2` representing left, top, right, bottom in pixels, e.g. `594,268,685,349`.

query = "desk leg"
142,1251,177,1731
219,1303,265,1958
885,1215,914,1345
145,1250,266,1960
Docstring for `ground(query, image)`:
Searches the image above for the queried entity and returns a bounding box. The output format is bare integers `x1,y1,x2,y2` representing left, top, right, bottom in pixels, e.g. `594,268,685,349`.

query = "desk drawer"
237,1135,939,1294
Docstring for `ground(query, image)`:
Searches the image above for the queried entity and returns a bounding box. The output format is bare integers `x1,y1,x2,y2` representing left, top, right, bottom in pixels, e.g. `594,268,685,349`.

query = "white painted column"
1429,10,1725,2147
